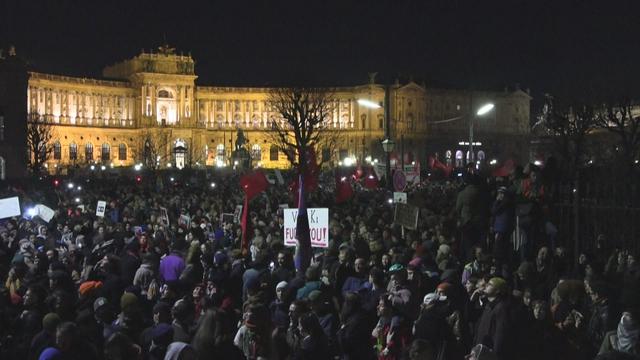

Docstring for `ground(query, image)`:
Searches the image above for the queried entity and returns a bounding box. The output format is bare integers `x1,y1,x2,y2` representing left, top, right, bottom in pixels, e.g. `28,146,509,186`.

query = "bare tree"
133,129,172,170
267,87,341,272
26,117,55,173
267,87,340,171
596,101,640,176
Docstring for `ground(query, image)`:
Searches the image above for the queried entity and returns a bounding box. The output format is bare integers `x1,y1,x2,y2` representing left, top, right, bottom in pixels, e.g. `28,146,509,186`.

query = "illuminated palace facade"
22,48,531,174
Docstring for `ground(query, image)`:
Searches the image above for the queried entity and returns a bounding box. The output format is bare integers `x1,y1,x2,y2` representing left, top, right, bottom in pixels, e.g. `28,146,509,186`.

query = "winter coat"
474,297,512,360
587,299,616,348
337,311,373,360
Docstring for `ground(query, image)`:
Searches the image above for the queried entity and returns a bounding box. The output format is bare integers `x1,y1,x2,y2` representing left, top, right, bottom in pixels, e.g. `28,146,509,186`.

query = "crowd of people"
0,164,639,360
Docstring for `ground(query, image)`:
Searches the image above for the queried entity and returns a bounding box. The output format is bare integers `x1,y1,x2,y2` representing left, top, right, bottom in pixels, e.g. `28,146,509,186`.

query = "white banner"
0,197,21,219
96,200,107,217
283,208,329,248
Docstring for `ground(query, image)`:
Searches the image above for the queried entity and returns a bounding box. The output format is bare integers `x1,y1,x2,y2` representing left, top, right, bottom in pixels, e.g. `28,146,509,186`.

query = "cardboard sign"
35,204,55,223
283,208,329,248
393,203,419,230
96,200,107,217
160,207,170,226
393,192,407,204
0,197,21,219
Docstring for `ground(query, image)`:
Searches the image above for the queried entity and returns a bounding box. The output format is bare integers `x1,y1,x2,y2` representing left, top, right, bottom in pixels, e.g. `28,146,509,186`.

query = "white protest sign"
0,197,21,219
233,205,243,224
283,208,329,248
35,204,55,223
96,200,107,217
393,192,407,204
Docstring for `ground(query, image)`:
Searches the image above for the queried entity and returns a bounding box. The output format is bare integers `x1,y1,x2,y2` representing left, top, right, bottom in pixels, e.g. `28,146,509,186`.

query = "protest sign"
393,203,419,230
283,208,329,248
0,197,20,219
96,200,107,217
35,204,55,223
233,205,243,224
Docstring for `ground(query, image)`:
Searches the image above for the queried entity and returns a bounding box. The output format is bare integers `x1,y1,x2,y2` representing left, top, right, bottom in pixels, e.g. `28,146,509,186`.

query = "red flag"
492,159,515,177
430,156,453,177
335,175,354,204
240,170,269,200
240,170,268,254
364,168,379,189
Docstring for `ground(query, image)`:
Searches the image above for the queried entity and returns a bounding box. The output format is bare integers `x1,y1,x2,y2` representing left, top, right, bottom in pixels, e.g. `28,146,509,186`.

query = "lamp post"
469,102,495,164
381,137,395,190
358,84,395,190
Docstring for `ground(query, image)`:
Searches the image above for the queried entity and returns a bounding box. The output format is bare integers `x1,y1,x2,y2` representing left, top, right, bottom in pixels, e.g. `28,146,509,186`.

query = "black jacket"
474,297,512,360
587,299,615,347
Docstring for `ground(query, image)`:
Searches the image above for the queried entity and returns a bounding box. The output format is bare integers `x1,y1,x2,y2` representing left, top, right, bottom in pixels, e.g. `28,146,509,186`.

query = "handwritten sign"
393,203,419,230
283,208,329,248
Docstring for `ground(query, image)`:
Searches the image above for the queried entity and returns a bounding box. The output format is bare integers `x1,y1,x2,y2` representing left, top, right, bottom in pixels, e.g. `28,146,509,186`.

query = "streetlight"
359,84,393,190
381,138,395,190
469,102,495,164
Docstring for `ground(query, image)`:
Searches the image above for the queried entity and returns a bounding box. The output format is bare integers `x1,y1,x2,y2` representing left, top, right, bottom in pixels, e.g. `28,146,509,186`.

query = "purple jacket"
159,253,186,282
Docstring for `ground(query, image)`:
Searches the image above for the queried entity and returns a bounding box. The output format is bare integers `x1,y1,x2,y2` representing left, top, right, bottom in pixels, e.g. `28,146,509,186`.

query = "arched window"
0,156,5,180
102,143,110,161
118,143,127,160
69,143,78,161
477,150,486,161
85,143,94,161
251,144,261,160
53,141,62,160
455,150,463,167
269,145,279,161
158,90,172,98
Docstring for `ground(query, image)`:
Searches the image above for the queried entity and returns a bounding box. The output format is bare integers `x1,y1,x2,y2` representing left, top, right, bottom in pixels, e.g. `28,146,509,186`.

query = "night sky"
3,0,640,102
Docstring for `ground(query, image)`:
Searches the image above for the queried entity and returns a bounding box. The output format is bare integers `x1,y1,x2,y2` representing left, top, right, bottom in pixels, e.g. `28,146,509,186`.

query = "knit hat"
151,323,174,346
308,290,323,302
488,277,508,295
120,292,138,311
276,281,288,291
213,251,229,265
423,293,445,305
389,263,405,273
94,297,109,312
78,281,103,297
42,313,62,333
